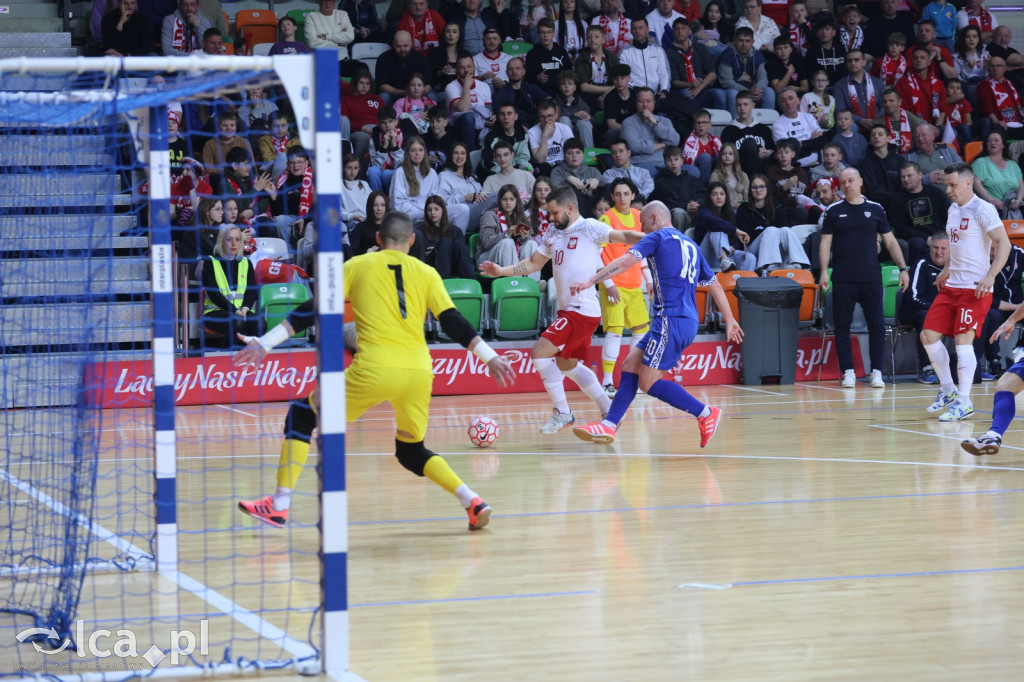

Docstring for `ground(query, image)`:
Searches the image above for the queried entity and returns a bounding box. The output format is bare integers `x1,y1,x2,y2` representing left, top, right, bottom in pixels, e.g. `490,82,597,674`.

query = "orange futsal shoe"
697,406,721,448
573,421,617,444
467,497,492,530
238,496,288,528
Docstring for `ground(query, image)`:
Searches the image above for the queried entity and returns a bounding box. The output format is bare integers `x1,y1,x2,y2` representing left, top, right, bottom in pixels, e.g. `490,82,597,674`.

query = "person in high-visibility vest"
597,177,652,396
202,224,260,348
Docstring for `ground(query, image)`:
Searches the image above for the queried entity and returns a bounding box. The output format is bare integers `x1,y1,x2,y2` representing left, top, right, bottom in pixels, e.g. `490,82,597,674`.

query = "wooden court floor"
5,381,1024,681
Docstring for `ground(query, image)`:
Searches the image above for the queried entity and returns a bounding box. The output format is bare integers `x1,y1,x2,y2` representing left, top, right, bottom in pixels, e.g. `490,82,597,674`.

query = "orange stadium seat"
695,282,709,328
235,10,278,55
963,141,983,164
1005,220,1024,250
712,271,757,326
769,268,818,326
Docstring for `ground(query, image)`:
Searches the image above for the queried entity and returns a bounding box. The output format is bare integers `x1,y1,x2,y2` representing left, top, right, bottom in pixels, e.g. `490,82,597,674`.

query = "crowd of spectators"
106,0,1024,370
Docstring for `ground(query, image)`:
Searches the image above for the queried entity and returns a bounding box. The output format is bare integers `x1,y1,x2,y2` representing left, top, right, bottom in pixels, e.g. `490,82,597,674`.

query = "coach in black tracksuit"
981,244,1024,373
820,169,909,382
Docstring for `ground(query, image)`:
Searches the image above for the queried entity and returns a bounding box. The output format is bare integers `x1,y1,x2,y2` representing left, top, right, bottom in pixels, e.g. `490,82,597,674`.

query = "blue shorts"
639,315,698,371
1006,360,1024,382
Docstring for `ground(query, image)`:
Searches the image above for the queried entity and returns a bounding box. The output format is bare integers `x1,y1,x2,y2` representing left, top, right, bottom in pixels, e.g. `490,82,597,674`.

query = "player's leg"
238,389,320,527
532,335,575,432
860,278,887,388
962,369,1024,456
941,328,979,421
558,355,613,415
921,289,959,408
599,284,624,395
574,343,645,444
392,368,491,530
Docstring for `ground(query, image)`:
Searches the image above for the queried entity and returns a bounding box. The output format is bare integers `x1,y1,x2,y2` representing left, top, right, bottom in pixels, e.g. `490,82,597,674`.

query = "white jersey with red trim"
946,194,1002,289
538,216,612,317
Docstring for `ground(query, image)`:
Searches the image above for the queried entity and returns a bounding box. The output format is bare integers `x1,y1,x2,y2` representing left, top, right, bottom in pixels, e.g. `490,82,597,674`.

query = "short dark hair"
547,184,577,208
203,27,222,40
944,161,975,177
773,36,792,48
343,153,360,165
537,98,559,113
492,139,514,154
427,104,448,120
736,89,755,103
377,105,397,122
900,160,921,173
917,18,937,29
225,147,249,165
537,17,555,31
663,145,681,161
734,26,754,39
563,137,584,153
557,70,578,86
609,177,638,197
776,138,800,154
609,64,631,79
379,211,414,244
882,87,900,99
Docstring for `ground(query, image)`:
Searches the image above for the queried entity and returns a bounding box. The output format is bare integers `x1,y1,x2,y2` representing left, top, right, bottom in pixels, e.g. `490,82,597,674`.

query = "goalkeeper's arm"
235,299,350,367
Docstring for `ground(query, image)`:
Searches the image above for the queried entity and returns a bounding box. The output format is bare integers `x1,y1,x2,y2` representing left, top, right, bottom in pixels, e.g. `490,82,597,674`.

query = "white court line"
729,385,787,396
871,423,1024,452
0,466,318,665
215,404,259,417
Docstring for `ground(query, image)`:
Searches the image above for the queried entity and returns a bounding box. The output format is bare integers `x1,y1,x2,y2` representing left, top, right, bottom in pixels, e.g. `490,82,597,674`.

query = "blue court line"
350,589,595,608
350,487,1024,526
733,565,1024,587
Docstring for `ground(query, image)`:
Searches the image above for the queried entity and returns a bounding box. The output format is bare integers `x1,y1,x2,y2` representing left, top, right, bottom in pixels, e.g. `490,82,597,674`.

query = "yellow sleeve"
426,267,456,318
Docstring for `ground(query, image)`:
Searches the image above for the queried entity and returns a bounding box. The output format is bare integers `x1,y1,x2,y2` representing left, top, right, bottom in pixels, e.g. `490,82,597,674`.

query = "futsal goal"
0,51,356,680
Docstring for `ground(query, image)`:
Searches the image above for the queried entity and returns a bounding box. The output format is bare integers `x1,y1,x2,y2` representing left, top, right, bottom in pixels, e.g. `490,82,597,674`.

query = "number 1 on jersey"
387,264,408,319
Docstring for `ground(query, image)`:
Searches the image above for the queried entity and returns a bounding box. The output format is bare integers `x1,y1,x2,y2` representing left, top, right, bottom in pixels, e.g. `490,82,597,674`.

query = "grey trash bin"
734,277,804,385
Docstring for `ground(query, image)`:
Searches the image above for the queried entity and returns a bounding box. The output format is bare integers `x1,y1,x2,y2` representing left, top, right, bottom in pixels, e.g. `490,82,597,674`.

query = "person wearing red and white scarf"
896,47,948,126
257,114,301,178
957,0,998,42
872,41,909,88
838,5,863,54
160,0,210,56
833,49,885,130
682,123,721,186
270,151,315,244
398,0,445,55
874,89,924,153
590,0,631,55
978,56,1024,138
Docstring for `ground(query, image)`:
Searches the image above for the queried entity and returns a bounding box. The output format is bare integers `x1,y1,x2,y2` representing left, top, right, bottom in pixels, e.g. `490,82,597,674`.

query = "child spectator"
270,148,315,246
555,71,595,149
575,24,619,112
837,5,863,54
393,72,437,135
526,177,554,243
650,145,702,231
342,69,385,165
237,87,277,137
526,18,571,96
600,64,635,148
482,139,536,195
257,113,301,179
480,103,532,176
808,142,848,186
765,138,813,214
524,0,556,43
476,183,540,274
341,154,371,235
411,195,476,279
437,140,484,234
550,138,604,217
349,191,387,256
390,135,439,224
871,32,908,88
944,78,973,153
221,147,276,226
832,109,868,167
202,111,253,180
787,1,811,58
800,70,835,130
767,36,809,96
368,106,405,193
681,108,721,186
269,16,311,55
708,142,749,209
424,104,460,171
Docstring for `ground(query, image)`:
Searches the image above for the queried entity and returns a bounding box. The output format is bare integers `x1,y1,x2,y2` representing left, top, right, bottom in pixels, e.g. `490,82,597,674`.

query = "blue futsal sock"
603,371,639,428
646,379,705,417
990,391,1016,436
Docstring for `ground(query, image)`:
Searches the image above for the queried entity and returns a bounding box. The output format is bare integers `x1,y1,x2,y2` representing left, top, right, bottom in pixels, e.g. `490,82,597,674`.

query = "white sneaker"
841,369,856,388
939,401,974,422
926,388,958,413
603,383,617,397
870,369,885,388
539,409,575,434
1011,347,1024,365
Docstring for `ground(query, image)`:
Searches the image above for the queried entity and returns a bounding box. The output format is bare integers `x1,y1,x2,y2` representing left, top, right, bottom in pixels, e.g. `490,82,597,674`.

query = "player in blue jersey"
570,200,744,446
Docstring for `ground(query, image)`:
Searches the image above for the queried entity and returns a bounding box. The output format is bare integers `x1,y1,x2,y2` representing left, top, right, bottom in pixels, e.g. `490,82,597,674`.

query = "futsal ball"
468,416,500,448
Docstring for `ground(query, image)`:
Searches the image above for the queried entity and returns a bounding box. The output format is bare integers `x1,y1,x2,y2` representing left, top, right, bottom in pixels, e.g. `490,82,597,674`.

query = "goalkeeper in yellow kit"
235,211,517,530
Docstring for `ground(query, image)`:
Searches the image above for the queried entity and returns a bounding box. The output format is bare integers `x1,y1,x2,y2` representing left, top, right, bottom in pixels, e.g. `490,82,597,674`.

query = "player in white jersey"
481,185,644,433
921,162,1011,422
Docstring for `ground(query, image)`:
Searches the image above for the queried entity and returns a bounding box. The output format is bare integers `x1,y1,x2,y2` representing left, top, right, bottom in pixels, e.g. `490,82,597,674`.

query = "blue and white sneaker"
938,401,974,422
926,389,958,413
919,365,939,384
961,435,1002,456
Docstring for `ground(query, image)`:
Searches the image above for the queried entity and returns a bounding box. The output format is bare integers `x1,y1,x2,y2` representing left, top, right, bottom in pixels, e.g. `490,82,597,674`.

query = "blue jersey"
629,228,714,320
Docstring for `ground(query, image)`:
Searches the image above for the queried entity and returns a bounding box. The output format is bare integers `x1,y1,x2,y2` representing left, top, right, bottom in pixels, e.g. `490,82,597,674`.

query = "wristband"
472,341,498,364
257,323,292,352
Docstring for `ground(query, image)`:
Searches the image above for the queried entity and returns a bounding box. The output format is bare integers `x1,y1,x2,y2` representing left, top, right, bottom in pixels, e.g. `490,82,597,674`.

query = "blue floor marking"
350,589,596,608
733,565,1024,587
351,487,1024,526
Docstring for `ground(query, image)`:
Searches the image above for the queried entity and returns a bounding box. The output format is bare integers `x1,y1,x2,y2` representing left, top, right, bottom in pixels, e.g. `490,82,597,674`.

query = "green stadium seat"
502,41,533,56
441,278,486,338
490,276,542,339
259,283,311,343
286,9,316,43
583,147,610,167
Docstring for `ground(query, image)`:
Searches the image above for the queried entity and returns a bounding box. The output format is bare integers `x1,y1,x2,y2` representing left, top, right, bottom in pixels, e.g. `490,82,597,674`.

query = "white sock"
955,344,976,403
697,406,710,418
923,341,955,393
632,329,648,348
985,430,1002,440
273,487,292,511
601,332,621,384
563,362,612,413
534,356,571,414
455,483,477,508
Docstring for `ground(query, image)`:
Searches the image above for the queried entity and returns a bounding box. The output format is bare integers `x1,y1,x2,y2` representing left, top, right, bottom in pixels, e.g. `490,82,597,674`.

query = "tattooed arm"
479,250,550,278
569,252,641,295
